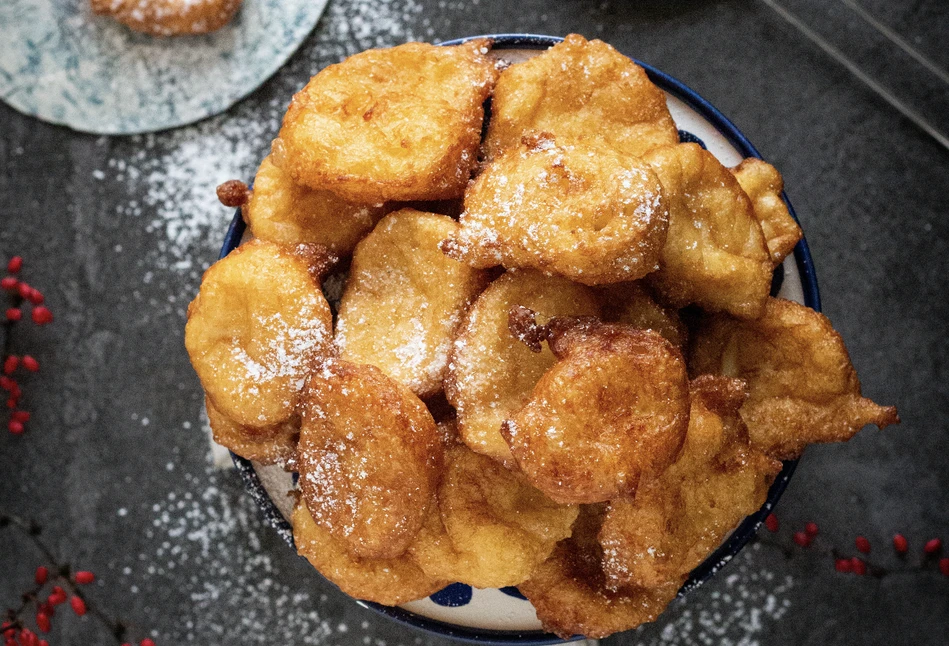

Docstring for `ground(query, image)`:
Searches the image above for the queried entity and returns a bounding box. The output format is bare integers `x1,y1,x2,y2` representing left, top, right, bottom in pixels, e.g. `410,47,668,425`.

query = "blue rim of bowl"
220,33,820,645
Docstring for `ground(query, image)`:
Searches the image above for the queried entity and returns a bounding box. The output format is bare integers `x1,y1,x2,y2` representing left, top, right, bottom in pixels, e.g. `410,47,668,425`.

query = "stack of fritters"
184,34,898,639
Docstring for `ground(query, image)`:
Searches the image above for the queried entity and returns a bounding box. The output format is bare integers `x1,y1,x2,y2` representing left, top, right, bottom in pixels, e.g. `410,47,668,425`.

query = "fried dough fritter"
599,376,781,590
731,158,803,265
690,298,900,459
443,135,668,285
597,282,688,350
642,144,772,319
185,240,333,428
409,445,578,588
483,34,678,162
292,501,447,606
336,209,490,397
445,270,601,464
90,0,242,36
298,359,443,560
243,155,387,254
205,396,299,466
502,317,690,504
273,40,499,203
519,505,683,639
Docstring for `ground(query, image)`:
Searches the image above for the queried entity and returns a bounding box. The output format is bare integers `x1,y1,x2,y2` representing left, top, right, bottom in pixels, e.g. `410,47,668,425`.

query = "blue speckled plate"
221,34,821,645
0,0,328,134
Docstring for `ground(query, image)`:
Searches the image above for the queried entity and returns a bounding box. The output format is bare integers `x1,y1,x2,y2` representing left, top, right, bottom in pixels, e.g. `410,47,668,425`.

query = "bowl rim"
220,32,821,645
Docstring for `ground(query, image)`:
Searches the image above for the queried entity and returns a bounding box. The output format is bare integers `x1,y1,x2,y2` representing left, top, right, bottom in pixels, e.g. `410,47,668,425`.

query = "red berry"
0,376,11,390
6,398,16,409
1,623,13,636
855,536,871,554
5,308,21,322
792,531,811,547
17,283,31,299
2,356,18,375
31,307,53,325
939,558,949,576
35,613,50,634
74,571,95,585
48,587,66,605
39,641,49,646
8,420,24,435
35,566,48,584
804,522,819,536
27,289,44,305
21,356,39,372
12,410,29,423
69,596,86,616
925,538,942,555
0,277,17,291
140,639,156,646
834,558,852,573
851,557,867,575
893,534,908,554
19,629,37,646
7,257,22,273
764,513,779,533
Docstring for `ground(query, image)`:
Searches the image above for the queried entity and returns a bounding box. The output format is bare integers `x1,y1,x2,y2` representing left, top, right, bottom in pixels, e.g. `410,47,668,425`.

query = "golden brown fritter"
336,209,490,397
445,270,601,464
599,375,781,590
643,144,772,319
502,317,690,504
244,155,387,254
292,501,446,606
690,298,900,459
185,240,333,428
731,158,803,265
483,34,678,162
297,359,443,560
444,134,669,285
90,0,242,36
274,40,499,203
205,396,299,466
409,444,578,588
519,505,683,639
597,281,688,350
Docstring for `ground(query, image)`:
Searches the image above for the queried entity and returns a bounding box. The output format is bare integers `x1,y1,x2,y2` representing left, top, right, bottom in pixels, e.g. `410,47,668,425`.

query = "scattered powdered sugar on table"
632,542,793,646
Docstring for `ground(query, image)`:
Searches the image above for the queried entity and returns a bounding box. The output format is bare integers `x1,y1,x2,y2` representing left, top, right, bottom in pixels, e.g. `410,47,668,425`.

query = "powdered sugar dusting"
634,543,793,645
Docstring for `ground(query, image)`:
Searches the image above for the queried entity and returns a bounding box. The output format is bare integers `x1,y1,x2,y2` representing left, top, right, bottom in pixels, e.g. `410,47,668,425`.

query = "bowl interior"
221,34,819,645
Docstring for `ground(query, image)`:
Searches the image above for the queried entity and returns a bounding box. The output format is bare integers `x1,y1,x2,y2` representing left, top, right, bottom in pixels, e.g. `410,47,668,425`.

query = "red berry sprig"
760,513,949,579
2,514,156,645
2,257,53,436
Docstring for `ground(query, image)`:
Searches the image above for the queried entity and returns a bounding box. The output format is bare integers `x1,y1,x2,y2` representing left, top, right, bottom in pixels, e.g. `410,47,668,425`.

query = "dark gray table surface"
2,1,947,644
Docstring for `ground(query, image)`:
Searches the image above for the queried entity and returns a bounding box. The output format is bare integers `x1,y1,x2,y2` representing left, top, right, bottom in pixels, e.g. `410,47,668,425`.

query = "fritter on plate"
599,375,781,590
274,40,499,203
731,158,803,265
409,444,578,588
298,359,443,560
292,501,446,606
445,270,600,464
643,143,772,319
690,298,899,459
243,155,387,254
444,135,669,285
90,0,242,36
336,209,489,397
483,34,678,162
502,316,690,504
205,396,299,466
184,240,333,428
519,505,682,639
